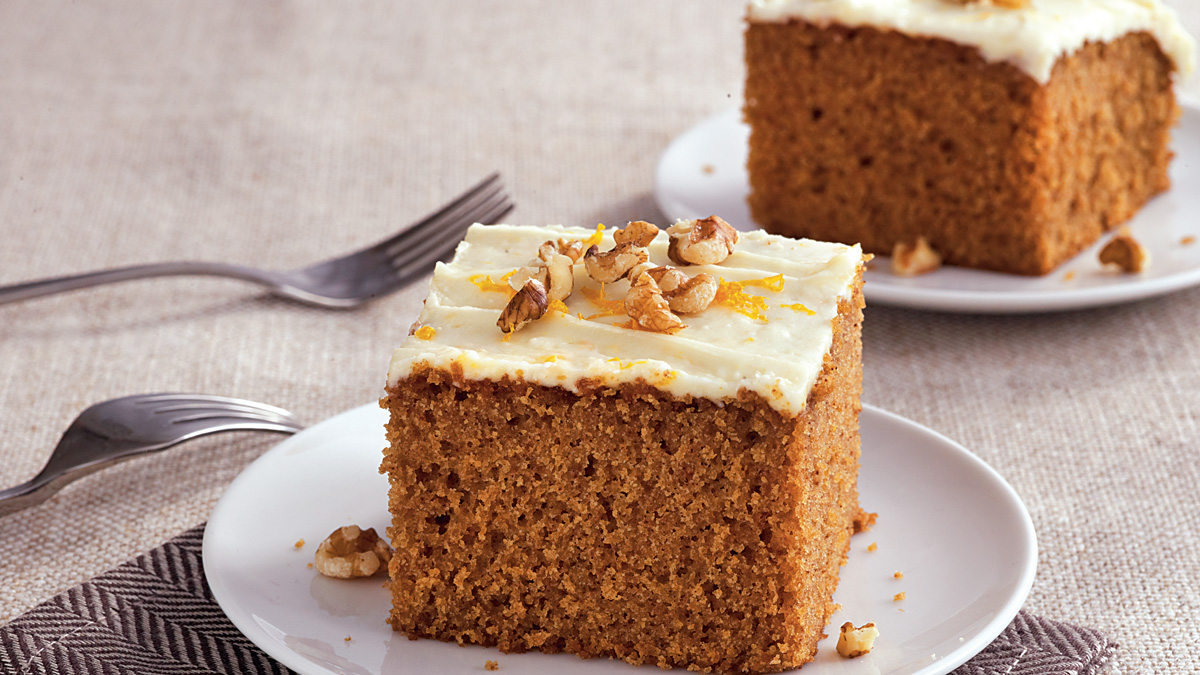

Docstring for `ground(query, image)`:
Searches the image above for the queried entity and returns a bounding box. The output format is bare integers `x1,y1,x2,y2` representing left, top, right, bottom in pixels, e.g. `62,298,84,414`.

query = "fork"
0,393,304,517
0,173,513,308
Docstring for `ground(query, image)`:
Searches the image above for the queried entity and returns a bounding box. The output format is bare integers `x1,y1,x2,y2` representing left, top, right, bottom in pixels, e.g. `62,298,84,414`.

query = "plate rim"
203,402,1037,675
654,103,1200,314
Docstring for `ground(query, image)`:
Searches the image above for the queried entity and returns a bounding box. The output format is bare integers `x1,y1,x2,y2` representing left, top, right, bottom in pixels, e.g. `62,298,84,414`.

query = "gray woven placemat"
0,524,1115,675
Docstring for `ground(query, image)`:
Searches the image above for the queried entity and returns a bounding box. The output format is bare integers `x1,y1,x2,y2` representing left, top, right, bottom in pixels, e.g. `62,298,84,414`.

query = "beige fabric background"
1,2,1198,673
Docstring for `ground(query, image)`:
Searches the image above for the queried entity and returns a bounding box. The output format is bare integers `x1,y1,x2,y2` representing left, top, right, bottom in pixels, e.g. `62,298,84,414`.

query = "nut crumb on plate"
891,237,942,277
485,659,499,671
314,525,393,579
836,622,880,658
1098,232,1149,273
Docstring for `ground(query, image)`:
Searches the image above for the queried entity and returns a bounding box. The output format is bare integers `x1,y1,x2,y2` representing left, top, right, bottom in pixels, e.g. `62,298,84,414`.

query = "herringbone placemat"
0,524,1115,674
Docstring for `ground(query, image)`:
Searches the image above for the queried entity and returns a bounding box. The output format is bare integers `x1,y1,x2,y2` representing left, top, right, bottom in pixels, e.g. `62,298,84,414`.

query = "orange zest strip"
780,302,815,316
582,223,606,249
469,272,517,296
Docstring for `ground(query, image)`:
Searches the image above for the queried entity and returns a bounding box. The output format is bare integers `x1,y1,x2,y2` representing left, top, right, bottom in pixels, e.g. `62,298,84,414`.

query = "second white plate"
654,105,1200,313
204,403,1036,675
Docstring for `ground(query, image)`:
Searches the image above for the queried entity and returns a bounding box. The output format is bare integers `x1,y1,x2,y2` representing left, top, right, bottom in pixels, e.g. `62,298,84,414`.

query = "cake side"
379,272,866,673
745,19,1181,274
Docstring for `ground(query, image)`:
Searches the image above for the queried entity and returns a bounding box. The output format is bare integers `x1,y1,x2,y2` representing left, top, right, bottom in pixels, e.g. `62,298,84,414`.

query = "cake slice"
745,0,1195,275
380,220,869,673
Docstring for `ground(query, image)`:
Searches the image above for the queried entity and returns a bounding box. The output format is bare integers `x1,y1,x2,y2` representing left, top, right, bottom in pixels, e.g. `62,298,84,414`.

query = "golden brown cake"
380,221,870,673
745,0,1195,275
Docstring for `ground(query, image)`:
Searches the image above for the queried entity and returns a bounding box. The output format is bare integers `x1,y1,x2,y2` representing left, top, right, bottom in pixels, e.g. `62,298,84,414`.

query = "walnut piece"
539,238,585,264
666,216,739,266
1098,232,1149,273
836,622,879,659
498,279,549,333
625,271,685,333
584,242,649,283
663,272,718,314
612,220,661,248
314,525,392,579
891,237,942,277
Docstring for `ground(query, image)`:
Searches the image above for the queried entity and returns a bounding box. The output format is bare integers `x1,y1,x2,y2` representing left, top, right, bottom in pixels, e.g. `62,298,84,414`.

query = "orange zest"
580,284,625,320
468,272,517,296
414,325,437,340
780,302,815,316
582,223,606,249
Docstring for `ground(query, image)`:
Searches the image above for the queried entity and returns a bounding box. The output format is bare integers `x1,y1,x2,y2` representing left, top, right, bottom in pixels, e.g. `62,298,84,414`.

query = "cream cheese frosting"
387,223,863,415
747,0,1196,83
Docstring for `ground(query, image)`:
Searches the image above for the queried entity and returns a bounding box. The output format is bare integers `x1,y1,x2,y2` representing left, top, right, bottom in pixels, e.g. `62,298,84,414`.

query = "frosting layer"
747,0,1196,83
387,223,863,415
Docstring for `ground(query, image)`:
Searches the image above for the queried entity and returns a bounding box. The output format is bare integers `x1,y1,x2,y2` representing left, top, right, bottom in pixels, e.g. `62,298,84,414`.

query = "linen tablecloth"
2,2,1198,673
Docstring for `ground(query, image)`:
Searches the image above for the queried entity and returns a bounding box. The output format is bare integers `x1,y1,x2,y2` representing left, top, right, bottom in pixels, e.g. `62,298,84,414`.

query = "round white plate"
654,104,1200,313
204,403,1036,675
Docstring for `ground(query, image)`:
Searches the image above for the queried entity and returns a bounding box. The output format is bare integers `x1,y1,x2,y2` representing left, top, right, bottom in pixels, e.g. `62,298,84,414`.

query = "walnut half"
498,279,550,333
625,271,685,333
666,216,739,266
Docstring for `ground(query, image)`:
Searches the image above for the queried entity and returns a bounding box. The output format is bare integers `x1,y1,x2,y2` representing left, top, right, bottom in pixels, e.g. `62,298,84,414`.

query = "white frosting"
747,0,1196,83
387,223,863,415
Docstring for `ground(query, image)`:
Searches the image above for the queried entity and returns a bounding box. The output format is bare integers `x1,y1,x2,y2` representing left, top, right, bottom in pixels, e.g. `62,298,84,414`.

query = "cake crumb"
836,622,879,658
1062,270,1076,281
701,163,715,175
894,592,906,602
307,562,314,569
867,542,878,552
294,538,305,549
485,659,499,671
893,571,904,579
344,636,352,642
1098,232,1149,273
891,237,942,276
1182,235,1196,246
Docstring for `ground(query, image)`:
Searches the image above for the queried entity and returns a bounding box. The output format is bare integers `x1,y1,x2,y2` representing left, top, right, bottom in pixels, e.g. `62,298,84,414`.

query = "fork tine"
131,393,300,425
377,173,506,253
387,191,514,272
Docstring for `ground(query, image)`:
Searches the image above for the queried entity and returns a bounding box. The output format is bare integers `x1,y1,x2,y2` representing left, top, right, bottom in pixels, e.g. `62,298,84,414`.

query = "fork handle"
0,261,280,305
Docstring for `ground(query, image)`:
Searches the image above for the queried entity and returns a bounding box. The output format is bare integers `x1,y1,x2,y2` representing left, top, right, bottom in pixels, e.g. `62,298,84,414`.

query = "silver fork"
0,173,513,308
0,393,304,517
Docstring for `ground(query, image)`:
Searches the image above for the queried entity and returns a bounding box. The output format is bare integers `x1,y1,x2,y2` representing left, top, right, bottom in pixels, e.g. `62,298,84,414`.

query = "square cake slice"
745,0,1195,275
380,220,869,673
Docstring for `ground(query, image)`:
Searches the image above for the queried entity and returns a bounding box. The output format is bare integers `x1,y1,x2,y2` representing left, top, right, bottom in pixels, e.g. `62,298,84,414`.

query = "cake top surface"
747,0,1196,83
387,223,863,415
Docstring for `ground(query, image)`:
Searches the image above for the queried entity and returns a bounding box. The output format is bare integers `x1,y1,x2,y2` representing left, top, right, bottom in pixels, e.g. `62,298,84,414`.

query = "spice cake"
380,220,870,673
745,0,1196,275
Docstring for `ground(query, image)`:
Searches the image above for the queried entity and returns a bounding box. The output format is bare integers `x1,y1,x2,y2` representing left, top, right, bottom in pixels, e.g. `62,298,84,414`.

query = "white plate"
204,404,1036,675
654,104,1200,313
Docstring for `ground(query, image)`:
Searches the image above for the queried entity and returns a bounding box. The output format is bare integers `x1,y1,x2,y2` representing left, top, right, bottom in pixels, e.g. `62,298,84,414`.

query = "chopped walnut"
891,237,942,276
666,216,739,266
612,220,661,248
625,271,685,334
539,238,585,264
664,273,718,314
1099,232,1149,273
584,243,649,283
314,525,392,579
498,279,549,333
836,622,879,659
